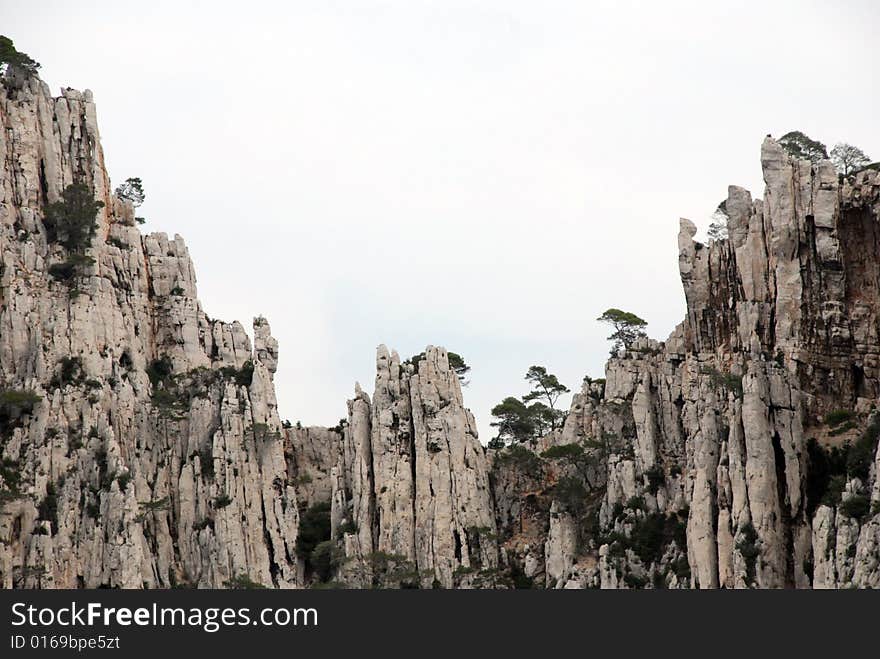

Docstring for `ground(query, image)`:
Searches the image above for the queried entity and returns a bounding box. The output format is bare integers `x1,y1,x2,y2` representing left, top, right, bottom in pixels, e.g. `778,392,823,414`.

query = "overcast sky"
4,1,879,441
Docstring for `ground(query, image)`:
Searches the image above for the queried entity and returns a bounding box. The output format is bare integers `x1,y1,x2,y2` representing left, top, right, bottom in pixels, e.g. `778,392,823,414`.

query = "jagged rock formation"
2,67,879,590
490,138,880,589
0,75,298,588
328,346,499,588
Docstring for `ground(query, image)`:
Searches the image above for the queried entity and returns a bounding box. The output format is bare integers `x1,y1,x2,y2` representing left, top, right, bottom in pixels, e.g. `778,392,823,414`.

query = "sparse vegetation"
310,540,343,583
114,177,145,207
597,308,648,354
830,143,871,176
0,389,41,435
493,443,543,476
840,494,871,520
700,366,743,397
778,131,828,164
824,409,854,427
43,182,104,252
490,366,570,445
736,523,760,586
0,35,40,77
296,501,332,562
846,415,880,481
223,574,266,589
37,481,59,532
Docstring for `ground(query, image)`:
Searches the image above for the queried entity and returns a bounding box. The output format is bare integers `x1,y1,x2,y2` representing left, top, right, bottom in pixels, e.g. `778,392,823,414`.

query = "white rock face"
0,77,298,588
3,71,880,590
329,346,499,587
492,138,880,589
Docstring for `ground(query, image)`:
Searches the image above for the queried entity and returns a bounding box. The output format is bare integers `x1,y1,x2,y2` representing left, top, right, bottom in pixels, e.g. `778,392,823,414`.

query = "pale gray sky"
4,1,879,441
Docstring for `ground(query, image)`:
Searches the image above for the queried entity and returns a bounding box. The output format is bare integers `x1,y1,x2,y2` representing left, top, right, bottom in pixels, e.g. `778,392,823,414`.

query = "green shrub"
645,465,665,494
553,476,587,515
736,523,759,586
840,494,871,520
223,574,266,589
700,366,743,397
138,497,170,513
146,356,174,388
623,572,648,589
337,520,358,537
214,494,232,509
0,458,21,490
49,356,84,389
494,444,543,476
0,389,41,433
116,472,131,493
310,540,343,583
847,415,880,480
37,481,59,531
43,182,104,252
824,409,854,427
296,501,331,560
806,438,848,515
219,360,254,388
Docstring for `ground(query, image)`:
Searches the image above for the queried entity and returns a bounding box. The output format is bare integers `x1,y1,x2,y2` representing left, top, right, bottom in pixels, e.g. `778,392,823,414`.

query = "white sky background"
3,1,879,441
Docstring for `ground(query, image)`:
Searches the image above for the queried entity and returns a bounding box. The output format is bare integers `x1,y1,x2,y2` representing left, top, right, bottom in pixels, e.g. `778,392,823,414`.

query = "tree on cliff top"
115,177,145,207
598,308,648,354
407,350,471,385
523,366,569,432
831,143,871,176
489,397,537,447
0,36,40,77
778,131,828,163
489,366,570,446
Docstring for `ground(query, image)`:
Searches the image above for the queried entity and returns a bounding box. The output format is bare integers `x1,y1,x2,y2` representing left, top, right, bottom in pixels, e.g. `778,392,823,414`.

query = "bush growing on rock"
114,177,145,206
43,182,104,253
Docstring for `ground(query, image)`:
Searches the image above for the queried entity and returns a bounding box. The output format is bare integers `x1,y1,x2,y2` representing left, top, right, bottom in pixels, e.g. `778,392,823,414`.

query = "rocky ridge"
2,71,879,589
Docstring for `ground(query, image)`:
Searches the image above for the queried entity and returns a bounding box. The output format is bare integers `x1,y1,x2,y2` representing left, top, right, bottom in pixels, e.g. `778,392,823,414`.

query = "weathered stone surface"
3,69,880,590
0,76,299,589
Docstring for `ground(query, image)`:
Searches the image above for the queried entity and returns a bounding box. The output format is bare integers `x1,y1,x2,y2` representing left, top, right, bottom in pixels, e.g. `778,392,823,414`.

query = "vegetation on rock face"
489,366,570,446
489,397,536,447
493,443,543,475
830,143,871,176
597,308,648,354
736,523,760,586
223,574,266,589
0,389,41,435
296,501,332,567
114,177,145,207
0,35,40,77
407,350,471,385
43,182,105,253
778,130,828,163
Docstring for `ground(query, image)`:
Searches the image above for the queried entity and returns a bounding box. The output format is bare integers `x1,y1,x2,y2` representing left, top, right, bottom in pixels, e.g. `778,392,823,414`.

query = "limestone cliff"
0,75,300,588
2,68,880,590
491,138,880,589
